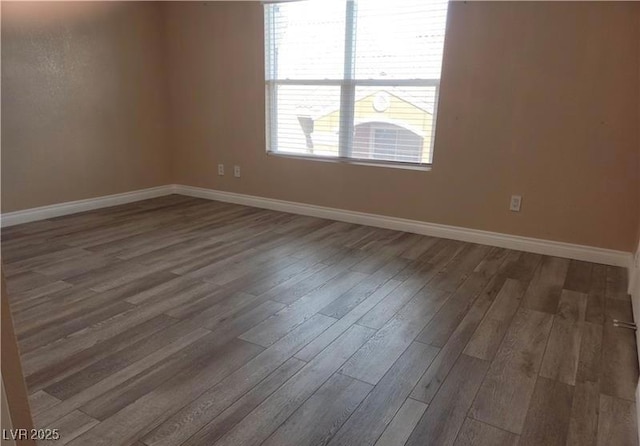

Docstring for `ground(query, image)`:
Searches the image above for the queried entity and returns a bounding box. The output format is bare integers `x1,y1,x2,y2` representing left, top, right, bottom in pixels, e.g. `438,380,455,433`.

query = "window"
264,0,449,166
354,123,424,163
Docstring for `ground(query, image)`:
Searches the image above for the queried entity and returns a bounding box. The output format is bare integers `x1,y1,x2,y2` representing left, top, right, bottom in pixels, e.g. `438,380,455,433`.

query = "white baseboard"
2,182,638,425
174,185,633,268
1,185,175,227
1,183,633,268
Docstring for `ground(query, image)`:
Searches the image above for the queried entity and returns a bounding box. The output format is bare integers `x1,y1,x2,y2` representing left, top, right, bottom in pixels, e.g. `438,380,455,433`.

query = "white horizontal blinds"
351,86,437,163
266,1,345,81
354,0,448,80
265,0,449,164
265,1,345,157
275,85,342,155
352,0,446,163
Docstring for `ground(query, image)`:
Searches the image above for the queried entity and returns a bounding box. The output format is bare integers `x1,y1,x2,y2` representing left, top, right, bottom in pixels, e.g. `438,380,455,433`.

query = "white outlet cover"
218,164,224,175
510,195,522,212
234,166,241,177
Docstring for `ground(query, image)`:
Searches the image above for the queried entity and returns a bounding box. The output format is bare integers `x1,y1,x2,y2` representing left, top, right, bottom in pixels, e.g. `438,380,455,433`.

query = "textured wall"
2,1,639,252
1,2,171,212
164,1,640,251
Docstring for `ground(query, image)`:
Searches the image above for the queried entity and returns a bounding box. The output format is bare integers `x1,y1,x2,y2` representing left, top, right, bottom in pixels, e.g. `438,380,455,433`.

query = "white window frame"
264,1,444,168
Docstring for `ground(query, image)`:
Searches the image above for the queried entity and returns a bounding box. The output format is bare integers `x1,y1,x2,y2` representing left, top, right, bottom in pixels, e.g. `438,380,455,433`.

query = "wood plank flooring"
2,195,638,446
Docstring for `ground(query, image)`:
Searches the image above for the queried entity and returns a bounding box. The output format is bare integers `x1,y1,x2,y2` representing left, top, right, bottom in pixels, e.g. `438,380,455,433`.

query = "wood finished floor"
2,194,638,446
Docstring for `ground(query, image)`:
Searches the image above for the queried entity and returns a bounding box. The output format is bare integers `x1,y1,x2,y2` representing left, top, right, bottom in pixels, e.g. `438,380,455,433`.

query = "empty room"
1,1,639,445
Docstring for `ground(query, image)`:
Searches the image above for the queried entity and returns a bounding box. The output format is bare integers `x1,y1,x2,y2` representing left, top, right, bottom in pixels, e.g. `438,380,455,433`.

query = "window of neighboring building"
264,0,449,166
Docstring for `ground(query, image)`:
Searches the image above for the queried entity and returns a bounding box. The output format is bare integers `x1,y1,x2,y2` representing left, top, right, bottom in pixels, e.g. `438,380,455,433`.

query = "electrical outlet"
510,195,522,212
234,165,241,178
218,164,225,176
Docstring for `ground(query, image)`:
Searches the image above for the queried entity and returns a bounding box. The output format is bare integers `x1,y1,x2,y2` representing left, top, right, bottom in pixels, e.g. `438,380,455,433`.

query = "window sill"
266,151,432,171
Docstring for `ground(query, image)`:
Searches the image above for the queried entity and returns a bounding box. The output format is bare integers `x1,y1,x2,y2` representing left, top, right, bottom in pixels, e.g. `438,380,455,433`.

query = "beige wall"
163,1,640,252
2,2,639,253
1,2,171,212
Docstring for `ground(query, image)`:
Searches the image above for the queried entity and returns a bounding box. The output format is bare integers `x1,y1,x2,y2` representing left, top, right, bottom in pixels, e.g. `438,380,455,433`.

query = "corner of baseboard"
0,185,175,228
2,183,633,270
172,184,632,268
